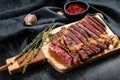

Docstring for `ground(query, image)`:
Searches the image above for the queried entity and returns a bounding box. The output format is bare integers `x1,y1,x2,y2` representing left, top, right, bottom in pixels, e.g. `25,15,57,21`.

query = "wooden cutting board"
1,13,120,74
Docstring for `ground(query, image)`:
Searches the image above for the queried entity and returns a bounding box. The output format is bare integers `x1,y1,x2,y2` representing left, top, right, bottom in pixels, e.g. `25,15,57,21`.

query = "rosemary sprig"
15,26,49,61
19,35,42,64
22,62,28,73
15,21,56,73
22,50,34,73
31,21,55,58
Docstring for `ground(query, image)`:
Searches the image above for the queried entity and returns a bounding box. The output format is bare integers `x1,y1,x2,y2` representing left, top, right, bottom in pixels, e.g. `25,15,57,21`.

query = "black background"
0,0,120,80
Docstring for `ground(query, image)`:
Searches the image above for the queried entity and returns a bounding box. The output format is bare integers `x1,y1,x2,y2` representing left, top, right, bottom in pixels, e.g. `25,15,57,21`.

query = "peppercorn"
24,14,37,25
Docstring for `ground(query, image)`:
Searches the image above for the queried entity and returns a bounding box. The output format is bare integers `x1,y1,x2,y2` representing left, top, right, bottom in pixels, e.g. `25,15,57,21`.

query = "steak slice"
88,44,101,54
50,43,72,65
68,27,87,44
85,16,105,34
87,15,106,31
64,36,81,52
77,23,99,39
82,45,94,56
78,50,89,60
80,21,101,37
71,25,89,40
97,42,107,50
58,43,81,64
92,16,106,30
70,52,81,64
61,27,80,44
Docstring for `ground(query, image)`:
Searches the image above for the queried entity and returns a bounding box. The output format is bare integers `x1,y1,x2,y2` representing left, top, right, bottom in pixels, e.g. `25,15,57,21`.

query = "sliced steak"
88,44,101,54
82,45,94,56
64,35,83,52
97,42,107,50
50,43,73,65
69,52,81,64
92,16,106,29
49,15,110,65
78,50,89,60
57,41,81,64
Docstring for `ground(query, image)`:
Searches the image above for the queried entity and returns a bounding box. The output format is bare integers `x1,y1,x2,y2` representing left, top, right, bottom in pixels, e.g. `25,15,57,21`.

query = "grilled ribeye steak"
49,15,119,65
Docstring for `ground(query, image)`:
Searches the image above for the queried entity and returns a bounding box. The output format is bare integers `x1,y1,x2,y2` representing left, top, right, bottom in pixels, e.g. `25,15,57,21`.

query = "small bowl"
64,1,89,18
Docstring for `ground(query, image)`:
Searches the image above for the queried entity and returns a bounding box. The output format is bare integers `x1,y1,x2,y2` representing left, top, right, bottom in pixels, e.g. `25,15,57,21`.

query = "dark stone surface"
0,0,120,80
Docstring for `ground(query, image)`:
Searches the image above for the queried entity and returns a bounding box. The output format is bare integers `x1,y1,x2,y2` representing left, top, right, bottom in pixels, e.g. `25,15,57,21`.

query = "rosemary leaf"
22,50,34,73
22,62,28,73
19,53,28,64
33,39,44,58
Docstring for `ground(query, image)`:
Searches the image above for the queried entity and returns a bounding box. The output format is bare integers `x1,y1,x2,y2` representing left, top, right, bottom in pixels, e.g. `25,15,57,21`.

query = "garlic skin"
109,44,114,50
57,11,65,16
24,14,37,25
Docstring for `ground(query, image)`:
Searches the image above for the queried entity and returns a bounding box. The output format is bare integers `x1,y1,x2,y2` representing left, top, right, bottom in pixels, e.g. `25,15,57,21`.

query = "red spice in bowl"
66,4,85,15
64,1,89,17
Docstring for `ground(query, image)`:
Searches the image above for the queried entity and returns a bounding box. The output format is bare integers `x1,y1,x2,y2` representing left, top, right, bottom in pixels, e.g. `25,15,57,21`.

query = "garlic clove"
24,14,37,26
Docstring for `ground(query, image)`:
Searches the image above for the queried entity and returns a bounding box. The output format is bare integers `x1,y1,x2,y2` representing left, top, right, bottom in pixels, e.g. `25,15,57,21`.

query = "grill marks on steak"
88,44,101,54
50,15,110,65
64,36,80,52
61,27,80,44
78,50,89,60
71,25,89,40
68,26,87,44
87,15,106,31
82,46,94,56
80,21,101,37
77,23,99,39
85,16,105,34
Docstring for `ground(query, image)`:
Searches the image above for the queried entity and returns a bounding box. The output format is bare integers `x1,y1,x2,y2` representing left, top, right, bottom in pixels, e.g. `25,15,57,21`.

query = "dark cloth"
0,0,120,80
